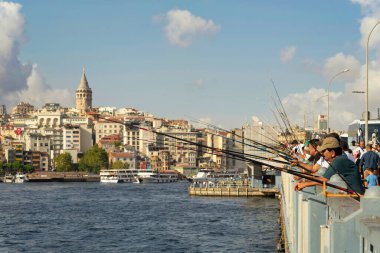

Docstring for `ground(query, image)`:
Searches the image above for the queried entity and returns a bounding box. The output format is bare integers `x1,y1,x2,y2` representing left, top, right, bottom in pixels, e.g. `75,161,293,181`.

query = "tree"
114,141,122,151
55,153,73,172
24,164,34,174
12,161,22,172
111,160,124,170
79,144,108,173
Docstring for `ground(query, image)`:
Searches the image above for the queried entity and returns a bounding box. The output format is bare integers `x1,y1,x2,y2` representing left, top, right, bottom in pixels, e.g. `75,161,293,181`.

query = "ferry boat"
136,170,179,183
14,173,28,183
100,169,140,183
3,174,14,183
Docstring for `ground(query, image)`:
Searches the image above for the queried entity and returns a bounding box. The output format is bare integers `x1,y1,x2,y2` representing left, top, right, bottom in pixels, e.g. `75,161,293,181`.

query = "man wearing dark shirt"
360,144,379,186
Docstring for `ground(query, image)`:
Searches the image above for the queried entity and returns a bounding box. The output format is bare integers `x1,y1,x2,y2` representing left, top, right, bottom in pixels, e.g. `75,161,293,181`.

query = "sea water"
0,182,279,252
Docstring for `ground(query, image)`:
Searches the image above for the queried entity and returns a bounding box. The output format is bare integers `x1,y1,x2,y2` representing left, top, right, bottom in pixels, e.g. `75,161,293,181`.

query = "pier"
189,185,279,197
27,172,100,182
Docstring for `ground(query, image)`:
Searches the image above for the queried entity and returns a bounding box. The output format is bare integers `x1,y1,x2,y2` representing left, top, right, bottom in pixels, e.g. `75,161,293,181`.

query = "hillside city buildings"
0,69,280,176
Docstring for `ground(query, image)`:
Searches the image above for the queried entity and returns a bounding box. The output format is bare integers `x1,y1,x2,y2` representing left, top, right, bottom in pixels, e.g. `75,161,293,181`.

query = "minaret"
75,67,92,115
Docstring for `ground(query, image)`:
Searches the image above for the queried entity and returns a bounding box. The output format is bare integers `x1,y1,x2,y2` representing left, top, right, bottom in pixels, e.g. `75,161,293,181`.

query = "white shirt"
292,144,304,155
355,146,365,159
344,151,355,162
317,156,330,169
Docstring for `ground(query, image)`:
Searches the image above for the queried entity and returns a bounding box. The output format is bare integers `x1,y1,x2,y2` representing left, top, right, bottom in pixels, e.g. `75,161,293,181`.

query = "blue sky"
1,0,378,130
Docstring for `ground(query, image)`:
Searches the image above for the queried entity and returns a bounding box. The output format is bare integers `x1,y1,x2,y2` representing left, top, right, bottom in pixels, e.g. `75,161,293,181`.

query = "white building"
94,119,124,143
156,127,199,167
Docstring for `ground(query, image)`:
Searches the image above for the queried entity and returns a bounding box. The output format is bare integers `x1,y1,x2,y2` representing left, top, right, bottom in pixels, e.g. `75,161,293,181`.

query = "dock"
27,172,100,182
189,185,279,197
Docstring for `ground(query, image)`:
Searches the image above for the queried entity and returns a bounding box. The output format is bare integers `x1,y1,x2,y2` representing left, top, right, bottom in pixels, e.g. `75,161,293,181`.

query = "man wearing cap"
295,136,365,194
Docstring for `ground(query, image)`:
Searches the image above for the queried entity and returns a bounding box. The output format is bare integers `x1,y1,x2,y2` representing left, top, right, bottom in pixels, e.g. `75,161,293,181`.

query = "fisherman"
291,139,321,173
294,136,365,194
290,140,303,155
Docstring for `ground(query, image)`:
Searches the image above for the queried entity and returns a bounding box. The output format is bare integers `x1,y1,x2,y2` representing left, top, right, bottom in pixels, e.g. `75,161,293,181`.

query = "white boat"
14,173,28,183
136,170,179,183
193,169,215,179
100,169,140,183
3,174,14,183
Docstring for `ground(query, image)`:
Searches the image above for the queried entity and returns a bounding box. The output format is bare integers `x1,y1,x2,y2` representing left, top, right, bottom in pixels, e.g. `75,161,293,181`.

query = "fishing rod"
271,96,289,133
271,79,296,138
249,157,359,196
195,127,282,158
135,117,309,173
136,134,347,190
96,114,305,175
189,116,283,147
132,135,314,177
271,96,298,145
188,117,289,159
91,113,356,194
270,108,292,147
129,135,293,168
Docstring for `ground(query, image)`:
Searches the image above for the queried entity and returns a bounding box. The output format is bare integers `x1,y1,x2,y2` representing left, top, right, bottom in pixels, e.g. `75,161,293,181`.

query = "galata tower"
75,68,92,115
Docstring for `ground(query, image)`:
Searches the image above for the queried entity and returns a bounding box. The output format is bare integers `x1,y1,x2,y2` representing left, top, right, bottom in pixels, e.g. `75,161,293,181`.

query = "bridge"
279,172,380,253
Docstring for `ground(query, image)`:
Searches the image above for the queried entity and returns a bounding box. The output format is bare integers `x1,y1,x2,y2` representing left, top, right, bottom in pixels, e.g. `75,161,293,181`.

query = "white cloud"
15,65,71,107
351,0,380,49
279,1,380,132
322,53,360,81
0,1,71,109
280,46,296,63
281,61,376,131
164,9,220,47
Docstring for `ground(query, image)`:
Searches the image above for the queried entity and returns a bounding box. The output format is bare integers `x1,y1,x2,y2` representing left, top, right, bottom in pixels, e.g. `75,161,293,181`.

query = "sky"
1,0,380,131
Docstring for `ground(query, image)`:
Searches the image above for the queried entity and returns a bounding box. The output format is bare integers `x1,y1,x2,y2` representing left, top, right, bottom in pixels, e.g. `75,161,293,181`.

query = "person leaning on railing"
294,136,365,195
291,139,322,174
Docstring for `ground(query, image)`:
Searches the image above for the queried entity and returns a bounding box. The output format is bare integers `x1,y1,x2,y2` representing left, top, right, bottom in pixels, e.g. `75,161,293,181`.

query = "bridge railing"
280,171,380,253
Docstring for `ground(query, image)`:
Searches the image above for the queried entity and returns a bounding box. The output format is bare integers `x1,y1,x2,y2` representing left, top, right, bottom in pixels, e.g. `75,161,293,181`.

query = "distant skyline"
1,1,380,130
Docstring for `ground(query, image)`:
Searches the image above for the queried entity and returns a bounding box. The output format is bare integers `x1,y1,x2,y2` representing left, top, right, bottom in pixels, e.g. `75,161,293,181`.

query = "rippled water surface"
0,182,279,252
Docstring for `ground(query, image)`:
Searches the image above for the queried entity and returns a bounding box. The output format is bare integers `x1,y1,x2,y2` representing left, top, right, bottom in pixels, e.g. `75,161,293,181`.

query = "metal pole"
327,69,350,133
365,21,380,144
328,84,330,133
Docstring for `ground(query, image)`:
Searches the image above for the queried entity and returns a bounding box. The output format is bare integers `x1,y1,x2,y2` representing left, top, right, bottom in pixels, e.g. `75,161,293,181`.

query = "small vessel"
3,174,14,183
136,170,179,183
193,169,215,180
14,173,28,183
100,169,140,183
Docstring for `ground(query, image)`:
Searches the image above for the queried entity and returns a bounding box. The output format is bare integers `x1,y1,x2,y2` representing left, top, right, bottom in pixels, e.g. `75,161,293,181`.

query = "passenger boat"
136,170,179,183
100,169,140,183
14,173,28,183
3,174,14,183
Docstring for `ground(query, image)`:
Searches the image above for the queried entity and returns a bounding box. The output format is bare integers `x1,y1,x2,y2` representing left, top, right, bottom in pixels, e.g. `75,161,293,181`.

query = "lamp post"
327,69,350,133
365,21,380,144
